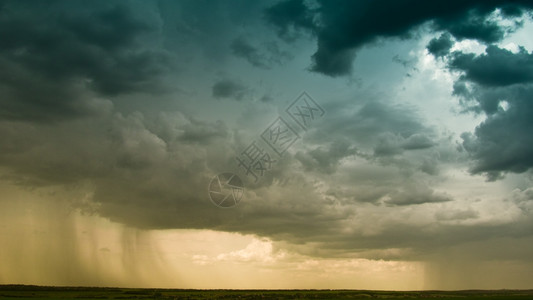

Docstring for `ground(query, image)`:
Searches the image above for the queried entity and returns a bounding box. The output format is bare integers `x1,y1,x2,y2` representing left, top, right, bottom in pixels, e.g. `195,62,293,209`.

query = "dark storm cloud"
449,46,533,87
0,0,171,121
433,45,533,178
460,86,533,179
1,0,532,268
0,93,529,262
427,33,454,57
0,109,235,214
265,0,533,76
212,79,249,101
432,7,507,43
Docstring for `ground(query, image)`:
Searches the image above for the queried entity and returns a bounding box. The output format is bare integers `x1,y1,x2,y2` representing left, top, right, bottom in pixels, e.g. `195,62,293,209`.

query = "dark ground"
1,285,532,300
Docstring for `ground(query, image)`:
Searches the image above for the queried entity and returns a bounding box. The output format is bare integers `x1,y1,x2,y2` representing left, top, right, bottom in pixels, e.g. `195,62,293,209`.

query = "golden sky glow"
2,180,533,289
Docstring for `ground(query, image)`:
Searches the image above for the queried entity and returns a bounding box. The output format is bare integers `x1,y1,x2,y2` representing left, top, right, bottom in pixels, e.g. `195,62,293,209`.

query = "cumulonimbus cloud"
266,0,533,76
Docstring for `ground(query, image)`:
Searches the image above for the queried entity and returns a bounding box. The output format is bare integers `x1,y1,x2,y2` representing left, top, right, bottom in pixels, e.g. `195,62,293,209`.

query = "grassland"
1,285,532,300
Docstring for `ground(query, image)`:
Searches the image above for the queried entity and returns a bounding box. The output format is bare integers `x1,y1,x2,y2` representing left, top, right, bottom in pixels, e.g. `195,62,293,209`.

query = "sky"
1,0,533,290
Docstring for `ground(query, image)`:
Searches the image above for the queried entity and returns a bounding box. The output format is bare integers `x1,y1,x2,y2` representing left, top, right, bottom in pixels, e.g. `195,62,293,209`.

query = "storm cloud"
430,45,533,178
450,46,533,87
1,0,533,289
266,0,533,76
427,33,454,58
0,0,172,121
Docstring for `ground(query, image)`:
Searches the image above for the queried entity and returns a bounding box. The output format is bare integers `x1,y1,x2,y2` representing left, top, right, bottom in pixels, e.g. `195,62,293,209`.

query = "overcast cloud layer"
1,0,533,289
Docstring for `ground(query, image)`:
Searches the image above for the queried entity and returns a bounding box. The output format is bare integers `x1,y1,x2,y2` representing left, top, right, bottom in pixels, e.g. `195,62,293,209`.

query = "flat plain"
1,285,533,300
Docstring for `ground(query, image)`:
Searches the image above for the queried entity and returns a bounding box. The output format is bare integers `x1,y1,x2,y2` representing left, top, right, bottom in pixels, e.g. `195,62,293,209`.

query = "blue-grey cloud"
450,46,533,87
266,0,533,76
460,86,533,179
433,45,533,179
427,33,454,57
0,1,172,122
0,0,532,273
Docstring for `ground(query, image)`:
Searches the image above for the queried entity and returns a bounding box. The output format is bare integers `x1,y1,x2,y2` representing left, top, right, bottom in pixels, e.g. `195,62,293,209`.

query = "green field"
1,285,532,300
